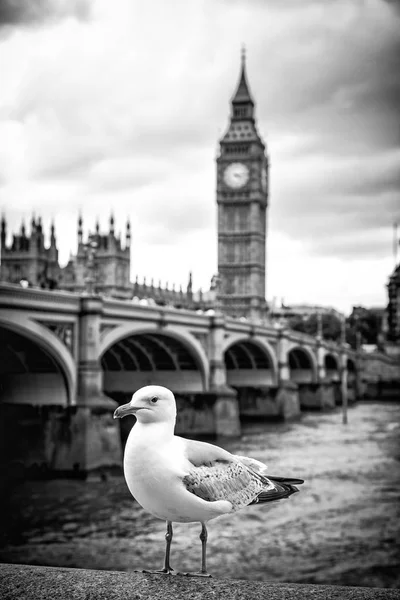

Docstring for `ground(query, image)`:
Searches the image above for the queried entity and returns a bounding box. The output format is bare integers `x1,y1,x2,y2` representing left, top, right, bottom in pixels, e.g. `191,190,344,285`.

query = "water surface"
1,401,399,587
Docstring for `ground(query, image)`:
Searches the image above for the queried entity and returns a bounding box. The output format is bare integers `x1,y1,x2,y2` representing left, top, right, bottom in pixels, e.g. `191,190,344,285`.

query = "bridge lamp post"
340,315,348,425
83,239,98,295
210,273,222,313
316,309,323,340
355,322,363,399
274,321,286,386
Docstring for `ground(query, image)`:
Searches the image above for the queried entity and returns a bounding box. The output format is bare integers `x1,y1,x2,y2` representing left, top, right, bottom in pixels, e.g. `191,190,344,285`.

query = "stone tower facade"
216,51,269,319
387,263,400,342
0,214,212,308
0,216,60,288
61,215,132,299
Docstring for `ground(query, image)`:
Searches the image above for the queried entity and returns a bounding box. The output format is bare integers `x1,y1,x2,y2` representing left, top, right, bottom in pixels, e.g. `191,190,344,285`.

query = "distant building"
387,263,400,342
270,302,345,323
0,213,216,310
0,216,59,289
61,215,132,299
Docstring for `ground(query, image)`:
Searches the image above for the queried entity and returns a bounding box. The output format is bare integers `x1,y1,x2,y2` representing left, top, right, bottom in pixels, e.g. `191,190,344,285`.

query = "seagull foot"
136,568,174,575
177,571,212,578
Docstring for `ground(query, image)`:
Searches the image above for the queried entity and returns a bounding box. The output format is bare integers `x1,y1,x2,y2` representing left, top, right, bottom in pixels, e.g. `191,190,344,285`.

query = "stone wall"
0,403,121,477
1,564,398,600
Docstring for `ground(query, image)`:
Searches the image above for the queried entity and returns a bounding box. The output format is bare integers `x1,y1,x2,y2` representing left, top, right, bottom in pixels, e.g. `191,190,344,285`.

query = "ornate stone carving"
38,321,74,353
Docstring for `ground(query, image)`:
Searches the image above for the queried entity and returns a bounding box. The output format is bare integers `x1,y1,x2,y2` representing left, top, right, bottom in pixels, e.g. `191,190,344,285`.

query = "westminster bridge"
0,283,398,475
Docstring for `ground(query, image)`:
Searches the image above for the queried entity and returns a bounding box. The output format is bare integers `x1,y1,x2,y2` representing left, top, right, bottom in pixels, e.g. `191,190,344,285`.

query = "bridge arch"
324,352,340,382
0,312,75,406
223,335,278,387
347,357,356,372
346,356,357,400
287,345,318,383
100,324,209,394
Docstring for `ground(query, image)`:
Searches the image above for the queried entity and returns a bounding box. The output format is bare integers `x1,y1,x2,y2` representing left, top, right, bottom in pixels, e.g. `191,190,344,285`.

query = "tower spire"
50,219,55,245
78,214,83,244
232,45,254,107
1,214,6,248
126,218,131,249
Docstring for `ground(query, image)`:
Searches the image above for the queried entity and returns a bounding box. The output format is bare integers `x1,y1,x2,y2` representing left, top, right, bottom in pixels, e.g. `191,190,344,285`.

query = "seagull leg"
198,522,211,577
178,522,212,578
140,520,174,575
163,520,174,573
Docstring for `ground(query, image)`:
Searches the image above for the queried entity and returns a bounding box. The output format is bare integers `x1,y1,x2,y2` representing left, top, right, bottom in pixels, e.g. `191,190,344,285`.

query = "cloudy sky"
1,0,399,313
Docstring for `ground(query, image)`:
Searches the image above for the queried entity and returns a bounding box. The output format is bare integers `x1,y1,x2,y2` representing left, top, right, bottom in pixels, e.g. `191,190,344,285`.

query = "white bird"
113,385,303,577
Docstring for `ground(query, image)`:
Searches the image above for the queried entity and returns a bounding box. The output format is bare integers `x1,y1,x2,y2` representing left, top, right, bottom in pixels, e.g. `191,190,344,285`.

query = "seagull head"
113,385,177,424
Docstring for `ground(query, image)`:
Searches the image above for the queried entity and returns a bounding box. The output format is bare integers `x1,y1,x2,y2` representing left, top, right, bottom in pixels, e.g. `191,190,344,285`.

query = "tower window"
226,144,249,154
234,107,247,118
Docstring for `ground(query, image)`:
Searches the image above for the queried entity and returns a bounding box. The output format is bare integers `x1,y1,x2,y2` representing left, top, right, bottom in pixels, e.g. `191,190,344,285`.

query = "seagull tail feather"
266,476,305,486
250,476,304,505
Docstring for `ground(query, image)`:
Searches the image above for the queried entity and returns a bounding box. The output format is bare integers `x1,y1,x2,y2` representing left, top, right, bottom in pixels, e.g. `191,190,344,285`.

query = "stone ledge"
1,563,399,600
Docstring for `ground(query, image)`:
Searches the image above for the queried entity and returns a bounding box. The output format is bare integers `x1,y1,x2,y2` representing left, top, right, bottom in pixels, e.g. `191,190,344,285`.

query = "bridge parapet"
321,339,342,354
284,329,319,346
0,282,80,313
224,315,279,337
103,296,214,328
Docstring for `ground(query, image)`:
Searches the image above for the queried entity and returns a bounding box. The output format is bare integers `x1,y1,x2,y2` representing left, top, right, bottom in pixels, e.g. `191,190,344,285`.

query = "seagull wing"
233,454,269,477
180,438,299,511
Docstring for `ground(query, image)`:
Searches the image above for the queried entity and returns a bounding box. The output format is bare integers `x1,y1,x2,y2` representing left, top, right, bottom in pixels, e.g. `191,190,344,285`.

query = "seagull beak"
113,403,139,419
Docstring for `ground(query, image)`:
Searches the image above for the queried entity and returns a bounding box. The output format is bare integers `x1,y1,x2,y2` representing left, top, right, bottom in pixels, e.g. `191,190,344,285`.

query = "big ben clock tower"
216,49,269,319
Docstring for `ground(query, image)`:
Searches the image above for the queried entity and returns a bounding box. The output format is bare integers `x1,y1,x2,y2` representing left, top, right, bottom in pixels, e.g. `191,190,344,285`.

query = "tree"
346,307,383,348
288,313,342,341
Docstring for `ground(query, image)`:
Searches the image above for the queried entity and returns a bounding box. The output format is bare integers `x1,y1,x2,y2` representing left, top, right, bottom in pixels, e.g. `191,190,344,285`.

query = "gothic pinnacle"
241,43,246,65
232,45,254,106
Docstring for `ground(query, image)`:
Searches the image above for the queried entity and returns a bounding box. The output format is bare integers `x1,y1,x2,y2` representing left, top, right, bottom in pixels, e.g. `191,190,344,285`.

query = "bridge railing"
0,282,80,311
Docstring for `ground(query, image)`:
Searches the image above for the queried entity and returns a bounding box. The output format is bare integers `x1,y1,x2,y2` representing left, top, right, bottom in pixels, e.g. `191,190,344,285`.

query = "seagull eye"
150,396,158,404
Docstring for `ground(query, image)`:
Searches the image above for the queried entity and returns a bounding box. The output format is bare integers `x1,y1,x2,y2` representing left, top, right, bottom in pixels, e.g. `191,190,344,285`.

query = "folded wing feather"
183,460,266,510
181,438,294,510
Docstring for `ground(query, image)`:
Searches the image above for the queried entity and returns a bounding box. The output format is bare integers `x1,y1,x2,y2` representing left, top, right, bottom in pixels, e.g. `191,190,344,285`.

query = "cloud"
0,0,91,29
254,2,400,151
88,156,171,192
383,0,400,11
270,151,400,258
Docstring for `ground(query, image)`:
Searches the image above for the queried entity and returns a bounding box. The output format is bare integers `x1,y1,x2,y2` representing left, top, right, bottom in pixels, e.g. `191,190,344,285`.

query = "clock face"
261,165,267,192
223,162,249,189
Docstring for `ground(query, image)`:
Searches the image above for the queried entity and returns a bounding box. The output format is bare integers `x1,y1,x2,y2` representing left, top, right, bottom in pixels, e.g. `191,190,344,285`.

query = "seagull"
114,385,304,577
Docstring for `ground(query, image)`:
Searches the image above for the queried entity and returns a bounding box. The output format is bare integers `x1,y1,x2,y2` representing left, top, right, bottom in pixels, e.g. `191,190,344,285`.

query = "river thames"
0,401,399,588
